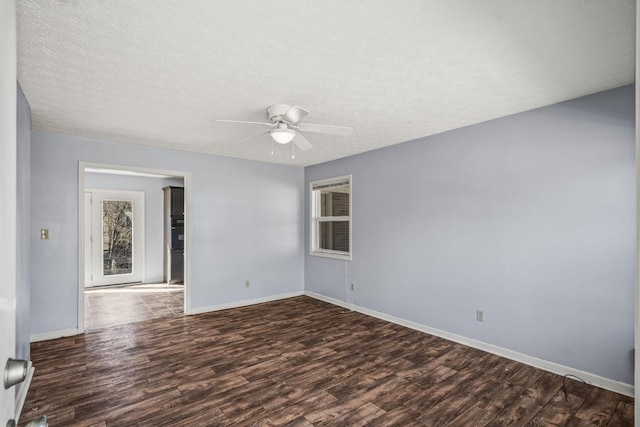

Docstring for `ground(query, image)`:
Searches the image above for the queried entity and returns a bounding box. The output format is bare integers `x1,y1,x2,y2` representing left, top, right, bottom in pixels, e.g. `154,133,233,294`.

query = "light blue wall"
305,85,635,384
30,133,305,335
84,173,183,283
16,83,30,361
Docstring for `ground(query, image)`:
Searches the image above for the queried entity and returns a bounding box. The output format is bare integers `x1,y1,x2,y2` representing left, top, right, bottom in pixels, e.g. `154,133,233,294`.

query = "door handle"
4,359,47,427
4,358,27,389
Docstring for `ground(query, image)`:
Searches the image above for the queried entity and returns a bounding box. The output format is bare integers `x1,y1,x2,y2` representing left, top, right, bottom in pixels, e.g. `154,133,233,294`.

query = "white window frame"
310,174,352,260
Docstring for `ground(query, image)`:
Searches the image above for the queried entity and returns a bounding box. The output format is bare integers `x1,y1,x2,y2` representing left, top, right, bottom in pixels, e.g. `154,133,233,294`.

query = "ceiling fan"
215,104,353,157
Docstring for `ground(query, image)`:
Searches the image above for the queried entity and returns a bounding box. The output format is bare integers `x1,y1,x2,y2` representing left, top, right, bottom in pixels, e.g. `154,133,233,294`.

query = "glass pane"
318,221,349,252
320,185,349,217
102,200,133,276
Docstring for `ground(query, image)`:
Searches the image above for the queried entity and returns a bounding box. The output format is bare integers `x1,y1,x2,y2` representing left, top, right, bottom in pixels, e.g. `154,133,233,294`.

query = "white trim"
80,162,189,179
309,174,352,260
305,291,634,397
30,328,81,343
189,291,304,315
28,291,634,397
78,167,86,334
309,249,351,261
183,173,192,315
78,161,193,329
635,2,640,421
14,362,34,423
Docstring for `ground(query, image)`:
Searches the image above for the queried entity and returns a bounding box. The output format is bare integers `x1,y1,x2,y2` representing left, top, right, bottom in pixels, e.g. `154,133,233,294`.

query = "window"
310,175,352,260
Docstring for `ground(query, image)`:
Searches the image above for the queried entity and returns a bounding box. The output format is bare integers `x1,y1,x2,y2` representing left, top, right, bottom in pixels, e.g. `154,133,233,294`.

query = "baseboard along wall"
30,290,633,397
304,291,634,398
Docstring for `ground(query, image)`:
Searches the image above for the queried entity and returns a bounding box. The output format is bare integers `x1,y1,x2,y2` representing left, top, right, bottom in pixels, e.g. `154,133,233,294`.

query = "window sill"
310,250,352,261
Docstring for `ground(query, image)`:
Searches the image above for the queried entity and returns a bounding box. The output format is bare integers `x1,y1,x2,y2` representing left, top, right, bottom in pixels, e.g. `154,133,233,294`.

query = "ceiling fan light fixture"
270,128,295,144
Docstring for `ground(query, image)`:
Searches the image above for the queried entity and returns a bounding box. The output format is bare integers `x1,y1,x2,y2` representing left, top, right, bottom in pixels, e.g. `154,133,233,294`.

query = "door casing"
78,162,192,333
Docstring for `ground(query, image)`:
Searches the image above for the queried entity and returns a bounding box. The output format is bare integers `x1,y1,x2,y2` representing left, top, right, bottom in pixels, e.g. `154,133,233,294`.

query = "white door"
0,165,16,427
85,191,145,287
1,0,17,421
0,194,16,427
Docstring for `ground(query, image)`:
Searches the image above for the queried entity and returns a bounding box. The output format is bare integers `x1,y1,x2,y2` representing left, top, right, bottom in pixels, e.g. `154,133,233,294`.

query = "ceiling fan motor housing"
268,104,293,122
268,104,310,125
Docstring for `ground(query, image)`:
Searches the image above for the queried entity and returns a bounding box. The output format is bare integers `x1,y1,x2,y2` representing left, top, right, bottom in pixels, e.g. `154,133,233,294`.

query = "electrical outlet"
476,310,484,322
350,283,355,291
245,280,250,288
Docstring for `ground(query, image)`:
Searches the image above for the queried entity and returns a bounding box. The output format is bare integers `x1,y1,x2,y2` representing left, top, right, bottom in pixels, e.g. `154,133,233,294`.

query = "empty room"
1,1,638,426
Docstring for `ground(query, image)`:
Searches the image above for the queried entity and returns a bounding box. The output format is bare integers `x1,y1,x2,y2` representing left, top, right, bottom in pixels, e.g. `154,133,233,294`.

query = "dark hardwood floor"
21,296,633,426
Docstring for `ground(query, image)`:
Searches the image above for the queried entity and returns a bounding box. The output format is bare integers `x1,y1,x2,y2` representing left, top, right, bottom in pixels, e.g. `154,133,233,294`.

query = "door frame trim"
78,161,193,333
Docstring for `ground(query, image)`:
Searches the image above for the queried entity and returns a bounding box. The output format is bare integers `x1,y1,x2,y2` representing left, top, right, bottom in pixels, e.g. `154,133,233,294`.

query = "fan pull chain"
291,142,295,159
271,139,274,155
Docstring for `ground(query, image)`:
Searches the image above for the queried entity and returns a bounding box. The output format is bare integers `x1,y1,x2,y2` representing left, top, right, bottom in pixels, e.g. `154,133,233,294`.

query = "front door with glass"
85,190,144,287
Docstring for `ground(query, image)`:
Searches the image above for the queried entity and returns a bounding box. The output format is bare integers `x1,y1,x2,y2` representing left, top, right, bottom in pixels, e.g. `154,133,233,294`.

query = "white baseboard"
189,291,305,315
15,361,34,423
28,291,632,397
30,328,81,343
304,291,634,397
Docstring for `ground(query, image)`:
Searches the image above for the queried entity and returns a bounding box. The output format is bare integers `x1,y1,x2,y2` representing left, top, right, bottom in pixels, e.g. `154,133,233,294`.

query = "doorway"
78,162,192,333
84,190,145,288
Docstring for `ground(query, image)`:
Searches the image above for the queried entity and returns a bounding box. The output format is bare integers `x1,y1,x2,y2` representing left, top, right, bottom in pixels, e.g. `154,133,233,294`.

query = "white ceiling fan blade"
215,119,275,127
297,122,353,136
293,132,313,151
281,105,310,125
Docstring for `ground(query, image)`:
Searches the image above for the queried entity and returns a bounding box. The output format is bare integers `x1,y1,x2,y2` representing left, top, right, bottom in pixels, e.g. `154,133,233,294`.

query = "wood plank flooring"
21,296,633,426
84,283,183,330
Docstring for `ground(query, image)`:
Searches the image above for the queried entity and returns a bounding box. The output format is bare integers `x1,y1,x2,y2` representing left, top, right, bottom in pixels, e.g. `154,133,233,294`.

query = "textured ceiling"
17,1,635,167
